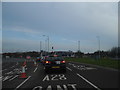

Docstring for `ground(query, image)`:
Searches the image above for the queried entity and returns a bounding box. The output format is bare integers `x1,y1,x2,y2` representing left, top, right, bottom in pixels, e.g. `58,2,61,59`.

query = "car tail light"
61,60,65,63
46,61,51,64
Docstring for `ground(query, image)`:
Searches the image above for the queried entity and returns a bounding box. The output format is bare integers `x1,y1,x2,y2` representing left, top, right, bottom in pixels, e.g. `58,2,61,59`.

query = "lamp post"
43,35,49,52
96,36,100,59
78,41,80,52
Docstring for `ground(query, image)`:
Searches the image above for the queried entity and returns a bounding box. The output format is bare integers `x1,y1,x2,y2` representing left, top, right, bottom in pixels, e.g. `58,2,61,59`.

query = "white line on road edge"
76,73,101,90
66,67,72,71
9,75,18,81
34,67,38,72
15,76,31,89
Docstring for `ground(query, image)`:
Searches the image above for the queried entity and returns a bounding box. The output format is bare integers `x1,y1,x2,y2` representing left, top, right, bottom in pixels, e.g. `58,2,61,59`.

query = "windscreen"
46,57,63,61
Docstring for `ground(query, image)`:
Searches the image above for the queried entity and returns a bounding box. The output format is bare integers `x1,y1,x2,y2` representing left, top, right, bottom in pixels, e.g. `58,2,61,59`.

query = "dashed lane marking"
34,67,38,72
9,75,18,81
15,76,31,89
66,67,72,71
76,73,101,90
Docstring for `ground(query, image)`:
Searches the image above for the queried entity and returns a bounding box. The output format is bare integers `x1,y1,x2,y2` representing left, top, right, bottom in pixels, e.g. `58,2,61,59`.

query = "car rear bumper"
45,64,66,70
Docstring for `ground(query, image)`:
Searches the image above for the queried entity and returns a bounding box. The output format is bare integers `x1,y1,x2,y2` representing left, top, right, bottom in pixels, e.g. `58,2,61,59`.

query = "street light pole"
43,35,49,53
78,41,80,52
40,41,42,57
48,36,49,52
96,36,100,59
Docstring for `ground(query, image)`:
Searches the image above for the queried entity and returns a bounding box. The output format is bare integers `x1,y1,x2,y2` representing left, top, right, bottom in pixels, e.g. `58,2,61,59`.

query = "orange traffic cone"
19,65,27,78
23,61,27,67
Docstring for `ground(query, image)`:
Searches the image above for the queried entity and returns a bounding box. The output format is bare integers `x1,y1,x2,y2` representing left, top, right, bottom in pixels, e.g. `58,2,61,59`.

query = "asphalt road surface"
1,58,119,90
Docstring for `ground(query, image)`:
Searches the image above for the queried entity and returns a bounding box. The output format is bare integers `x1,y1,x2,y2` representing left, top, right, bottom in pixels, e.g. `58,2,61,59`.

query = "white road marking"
86,67,97,70
43,75,50,81
46,85,52,90
5,71,13,75
63,85,67,90
15,76,31,89
10,65,15,68
33,86,42,90
76,73,101,90
34,67,38,72
57,85,63,90
68,84,77,90
3,76,13,81
0,76,2,81
0,69,7,72
66,67,72,71
9,75,18,81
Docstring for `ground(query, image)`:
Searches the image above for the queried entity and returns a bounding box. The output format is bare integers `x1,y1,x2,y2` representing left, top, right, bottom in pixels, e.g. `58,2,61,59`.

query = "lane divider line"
76,73,101,90
66,67,72,71
9,75,18,81
15,76,31,89
34,67,38,72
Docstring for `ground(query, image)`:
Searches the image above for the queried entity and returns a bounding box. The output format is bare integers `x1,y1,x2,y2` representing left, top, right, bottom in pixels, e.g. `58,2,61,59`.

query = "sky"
2,2,118,53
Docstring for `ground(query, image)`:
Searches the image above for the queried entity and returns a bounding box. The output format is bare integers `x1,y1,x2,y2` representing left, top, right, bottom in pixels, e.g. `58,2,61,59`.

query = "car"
36,57,41,62
41,56,48,65
44,56,66,72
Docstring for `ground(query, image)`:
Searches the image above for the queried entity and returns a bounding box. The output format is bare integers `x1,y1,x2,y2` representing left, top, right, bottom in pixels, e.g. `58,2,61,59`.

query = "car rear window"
46,57,63,61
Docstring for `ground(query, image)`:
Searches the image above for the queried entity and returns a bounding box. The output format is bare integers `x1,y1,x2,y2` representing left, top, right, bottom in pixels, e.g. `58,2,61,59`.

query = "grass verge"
64,57,120,70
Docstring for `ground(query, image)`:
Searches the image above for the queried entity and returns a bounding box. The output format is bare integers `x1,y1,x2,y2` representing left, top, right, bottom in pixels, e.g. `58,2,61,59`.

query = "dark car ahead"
44,56,66,72
36,57,42,62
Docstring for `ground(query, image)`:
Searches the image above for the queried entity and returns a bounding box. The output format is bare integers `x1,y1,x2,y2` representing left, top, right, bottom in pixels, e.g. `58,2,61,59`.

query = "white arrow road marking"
66,67,72,71
15,76,31,89
9,75,18,81
76,73,101,90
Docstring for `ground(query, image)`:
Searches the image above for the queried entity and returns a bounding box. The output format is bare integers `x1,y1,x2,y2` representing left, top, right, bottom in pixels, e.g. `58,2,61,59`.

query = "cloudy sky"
2,2,118,53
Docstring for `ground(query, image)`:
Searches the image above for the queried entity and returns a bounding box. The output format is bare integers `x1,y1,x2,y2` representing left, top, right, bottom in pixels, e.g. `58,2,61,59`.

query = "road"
1,58,119,90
